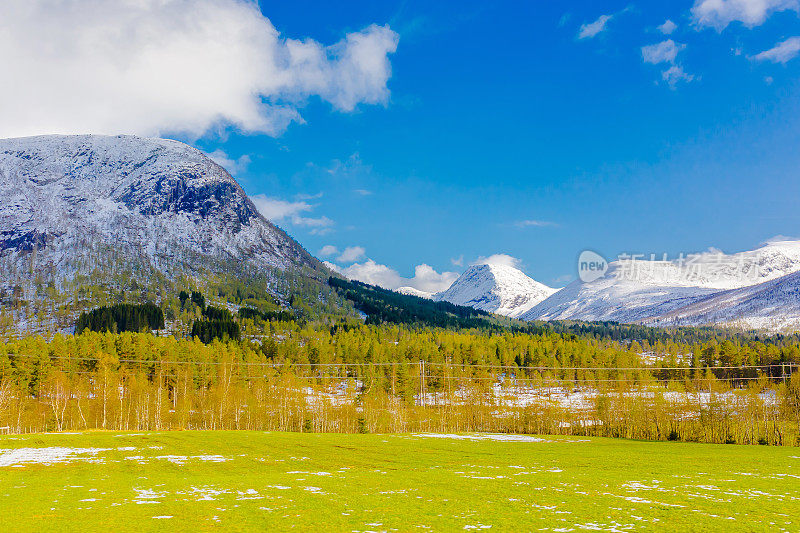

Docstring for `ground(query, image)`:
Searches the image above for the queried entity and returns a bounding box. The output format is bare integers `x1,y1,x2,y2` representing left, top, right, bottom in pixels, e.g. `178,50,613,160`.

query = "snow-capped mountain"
0,134,322,283
644,269,800,331
522,240,800,324
396,286,433,299
434,263,557,318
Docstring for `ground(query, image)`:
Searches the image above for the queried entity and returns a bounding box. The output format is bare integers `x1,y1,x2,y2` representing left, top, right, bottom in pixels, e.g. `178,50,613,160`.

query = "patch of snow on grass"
189,486,230,501
0,447,110,467
414,433,545,443
133,488,166,504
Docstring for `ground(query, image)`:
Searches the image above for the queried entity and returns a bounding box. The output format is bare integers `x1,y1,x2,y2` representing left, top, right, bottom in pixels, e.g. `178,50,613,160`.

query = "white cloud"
578,14,613,39
0,0,399,139
763,234,800,244
408,264,459,293
552,274,573,285
328,260,457,293
353,189,373,196
662,65,695,85
471,254,523,270
515,219,557,228
658,19,678,34
451,255,464,267
205,149,252,176
251,194,334,232
310,227,334,236
752,36,800,63
296,191,324,200
691,0,799,30
251,195,311,220
337,246,366,263
641,40,693,87
326,259,398,287
642,40,685,64
295,215,334,228
318,245,339,257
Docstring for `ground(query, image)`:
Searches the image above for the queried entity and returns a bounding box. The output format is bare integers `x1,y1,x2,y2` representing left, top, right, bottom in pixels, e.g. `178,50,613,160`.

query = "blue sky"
5,0,800,291
201,0,800,290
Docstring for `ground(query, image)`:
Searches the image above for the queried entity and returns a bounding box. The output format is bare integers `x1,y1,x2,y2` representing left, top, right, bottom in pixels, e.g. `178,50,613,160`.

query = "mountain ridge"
521,239,800,328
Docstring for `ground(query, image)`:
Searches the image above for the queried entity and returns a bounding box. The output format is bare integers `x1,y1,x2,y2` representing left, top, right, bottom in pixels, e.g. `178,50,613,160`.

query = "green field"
0,432,797,532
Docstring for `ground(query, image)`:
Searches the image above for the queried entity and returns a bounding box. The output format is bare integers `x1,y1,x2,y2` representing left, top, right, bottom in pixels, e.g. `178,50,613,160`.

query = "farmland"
0,431,797,531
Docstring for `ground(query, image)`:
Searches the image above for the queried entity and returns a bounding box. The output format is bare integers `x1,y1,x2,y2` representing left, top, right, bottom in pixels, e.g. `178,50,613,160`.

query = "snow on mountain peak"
522,239,800,324
396,286,433,299
434,262,556,318
0,134,319,278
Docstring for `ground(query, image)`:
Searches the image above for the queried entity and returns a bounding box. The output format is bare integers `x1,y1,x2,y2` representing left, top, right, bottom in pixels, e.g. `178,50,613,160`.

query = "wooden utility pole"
419,360,425,407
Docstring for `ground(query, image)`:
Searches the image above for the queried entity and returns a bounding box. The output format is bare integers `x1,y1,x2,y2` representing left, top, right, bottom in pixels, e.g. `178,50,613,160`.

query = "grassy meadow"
0,431,797,532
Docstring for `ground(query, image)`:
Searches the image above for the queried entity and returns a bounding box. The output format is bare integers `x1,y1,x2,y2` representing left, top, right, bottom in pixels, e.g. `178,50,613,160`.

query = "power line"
3,352,795,372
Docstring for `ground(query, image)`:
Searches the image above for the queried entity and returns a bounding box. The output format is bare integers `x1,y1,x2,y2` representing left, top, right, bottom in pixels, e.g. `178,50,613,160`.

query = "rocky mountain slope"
434,263,557,318
0,134,332,335
0,134,322,278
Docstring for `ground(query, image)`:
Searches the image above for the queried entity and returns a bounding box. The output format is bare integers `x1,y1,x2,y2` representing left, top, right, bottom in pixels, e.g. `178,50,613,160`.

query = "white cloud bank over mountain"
327,251,531,295
0,0,398,138
251,194,333,234
326,259,458,293
471,254,523,269
204,149,252,176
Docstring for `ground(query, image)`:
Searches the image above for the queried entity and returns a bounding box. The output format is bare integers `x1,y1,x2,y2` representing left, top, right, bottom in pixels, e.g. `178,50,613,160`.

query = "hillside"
0,134,336,335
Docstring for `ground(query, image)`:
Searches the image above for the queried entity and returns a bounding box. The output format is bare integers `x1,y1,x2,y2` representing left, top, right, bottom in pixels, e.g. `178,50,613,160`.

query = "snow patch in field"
194,454,228,462
236,489,262,500
0,447,110,466
622,481,662,491
133,488,165,504
188,486,230,501
124,454,231,466
605,492,685,508
414,433,545,443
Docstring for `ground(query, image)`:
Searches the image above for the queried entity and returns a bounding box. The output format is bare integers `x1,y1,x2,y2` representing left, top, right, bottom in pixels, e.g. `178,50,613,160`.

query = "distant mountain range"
417,240,800,332
4,134,800,334
643,268,800,331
